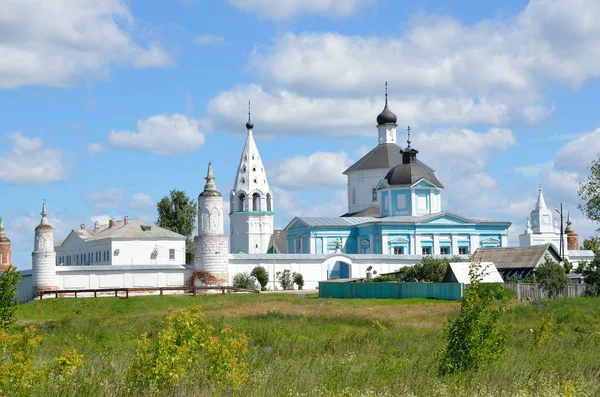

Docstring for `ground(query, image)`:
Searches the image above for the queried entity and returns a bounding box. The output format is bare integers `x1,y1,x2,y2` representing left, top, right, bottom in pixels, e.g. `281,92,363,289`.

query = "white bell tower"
530,186,554,234
229,102,274,254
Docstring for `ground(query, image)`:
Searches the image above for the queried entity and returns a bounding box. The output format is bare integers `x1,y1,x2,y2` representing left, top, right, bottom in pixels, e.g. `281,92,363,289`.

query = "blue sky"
2,0,600,269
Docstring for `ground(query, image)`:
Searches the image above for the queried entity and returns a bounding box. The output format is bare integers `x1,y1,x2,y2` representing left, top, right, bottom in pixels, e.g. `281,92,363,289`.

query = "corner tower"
32,202,57,295
0,218,11,272
194,163,229,283
229,103,274,254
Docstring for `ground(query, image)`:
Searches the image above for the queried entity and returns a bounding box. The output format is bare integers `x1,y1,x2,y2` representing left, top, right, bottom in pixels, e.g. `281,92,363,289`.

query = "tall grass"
11,294,600,396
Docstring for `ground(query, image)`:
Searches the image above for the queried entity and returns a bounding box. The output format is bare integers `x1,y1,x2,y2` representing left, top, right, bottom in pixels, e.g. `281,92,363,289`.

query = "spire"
535,185,547,210
376,82,397,125
200,162,221,197
0,217,6,240
245,100,254,131
40,200,49,226
407,125,412,146
565,211,574,233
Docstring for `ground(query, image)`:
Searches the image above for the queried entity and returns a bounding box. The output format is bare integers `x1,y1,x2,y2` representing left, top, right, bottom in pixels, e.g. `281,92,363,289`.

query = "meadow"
10,293,600,396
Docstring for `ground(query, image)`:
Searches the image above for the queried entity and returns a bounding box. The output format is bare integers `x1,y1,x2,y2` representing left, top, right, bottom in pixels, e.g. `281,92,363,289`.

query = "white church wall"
112,239,186,266
347,169,388,214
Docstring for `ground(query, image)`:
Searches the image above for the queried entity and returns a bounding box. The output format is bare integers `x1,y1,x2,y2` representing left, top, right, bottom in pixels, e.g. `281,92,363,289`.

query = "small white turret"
32,201,57,295
194,163,229,284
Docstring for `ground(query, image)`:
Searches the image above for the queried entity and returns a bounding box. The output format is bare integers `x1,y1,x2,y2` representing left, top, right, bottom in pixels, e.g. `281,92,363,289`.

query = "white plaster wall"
194,235,229,281
112,239,186,266
33,227,57,289
347,169,388,214
230,213,273,254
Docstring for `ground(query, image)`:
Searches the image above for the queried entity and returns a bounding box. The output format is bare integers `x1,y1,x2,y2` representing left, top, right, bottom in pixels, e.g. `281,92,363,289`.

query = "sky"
2,0,600,269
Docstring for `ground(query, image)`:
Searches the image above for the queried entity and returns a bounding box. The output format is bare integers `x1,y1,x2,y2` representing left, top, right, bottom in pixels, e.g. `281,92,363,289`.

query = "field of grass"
9,293,600,396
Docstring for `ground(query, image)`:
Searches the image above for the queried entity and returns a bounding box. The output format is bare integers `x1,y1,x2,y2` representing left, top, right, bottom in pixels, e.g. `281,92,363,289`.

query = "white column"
451,234,459,255
411,189,416,216
382,234,388,254
501,234,508,247
341,237,346,253
369,234,374,254
310,236,316,254
387,192,392,216
433,234,440,255
415,234,422,255
410,234,416,255
469,234,480,254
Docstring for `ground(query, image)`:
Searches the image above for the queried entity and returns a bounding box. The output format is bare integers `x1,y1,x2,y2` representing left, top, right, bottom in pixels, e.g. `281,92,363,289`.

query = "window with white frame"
422,247,431,255
352,188,356,204
372,188,377,202
440,247,449,255
393,247,403,254
459,247,468,255
397,194,406,209
417,194,428,210
169,249,175,260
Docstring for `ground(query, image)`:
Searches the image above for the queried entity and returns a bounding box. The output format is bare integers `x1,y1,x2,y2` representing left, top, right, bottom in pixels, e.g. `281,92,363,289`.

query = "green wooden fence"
318,281,463,300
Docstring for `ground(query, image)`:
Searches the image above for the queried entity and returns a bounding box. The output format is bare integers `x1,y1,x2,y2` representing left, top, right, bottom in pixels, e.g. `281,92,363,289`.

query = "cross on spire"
384,81,388,104
407,125,411,145
248,100,251,120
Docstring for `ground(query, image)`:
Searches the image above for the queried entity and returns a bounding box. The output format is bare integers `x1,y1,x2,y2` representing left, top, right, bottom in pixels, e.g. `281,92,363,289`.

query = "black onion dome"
377,102,397,125
384,160,444,188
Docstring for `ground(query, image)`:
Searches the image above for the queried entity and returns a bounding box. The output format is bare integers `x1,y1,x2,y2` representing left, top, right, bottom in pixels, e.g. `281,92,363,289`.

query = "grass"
9,293,600,396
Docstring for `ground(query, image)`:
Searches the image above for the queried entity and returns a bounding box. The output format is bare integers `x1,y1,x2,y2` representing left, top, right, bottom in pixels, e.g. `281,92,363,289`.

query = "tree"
534,254,569,298
579,154,600,232
0,265,21,329
583,237,599,254
563,258,573,273
398,257,448,282
250,266,269,291
583,255,600,296
293,272,304,290
437,261,507,374
576,260,588,274
157,190,197,264
276,270,294,290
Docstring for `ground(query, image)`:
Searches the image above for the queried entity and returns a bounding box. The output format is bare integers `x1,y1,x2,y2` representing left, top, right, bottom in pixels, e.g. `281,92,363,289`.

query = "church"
282,88,511,256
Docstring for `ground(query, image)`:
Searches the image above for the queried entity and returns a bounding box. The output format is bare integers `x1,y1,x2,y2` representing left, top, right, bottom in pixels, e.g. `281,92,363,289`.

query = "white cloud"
0,132,67,185
87,143,105,156
554,128,600,174
270,186,347,228
0,0,171,89
192,35,225,46
109,114,205,156
270,151,351,190
225,0,372,20
512,162,553,177
84,187,155,213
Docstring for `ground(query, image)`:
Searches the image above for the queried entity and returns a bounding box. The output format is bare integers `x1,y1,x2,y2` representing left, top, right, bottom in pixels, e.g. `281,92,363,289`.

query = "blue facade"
284,212,510,255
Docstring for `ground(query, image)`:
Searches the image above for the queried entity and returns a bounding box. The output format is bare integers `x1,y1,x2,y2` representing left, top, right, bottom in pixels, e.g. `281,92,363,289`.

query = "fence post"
94,290,97,298
126,289,129,298
75,291,78,298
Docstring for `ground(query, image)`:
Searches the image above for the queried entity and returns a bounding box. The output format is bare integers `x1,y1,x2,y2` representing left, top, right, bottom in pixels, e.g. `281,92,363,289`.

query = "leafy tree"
292,272,304,290
157,190,197,264
563,258,573,273
437,261,507,374
583,255,600,296
399,257,448,282
534,255,569,298
0,265,21,329
250,266,269,291
583,237,600,254
576,260,588,274
579,154,600,232
276,270,294,290
232,272,254,290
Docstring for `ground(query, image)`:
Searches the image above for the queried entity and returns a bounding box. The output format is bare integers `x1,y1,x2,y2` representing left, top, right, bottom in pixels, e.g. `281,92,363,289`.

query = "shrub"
0,264,21,329
232,272,254,289
535,255,569,298
398,257,448,282
276,269,294,290
127,305,249,392
437,261,507,375
250,266,269,291
583,256,600,296
292,272,304,290
576,260,587,274
563,259,573,273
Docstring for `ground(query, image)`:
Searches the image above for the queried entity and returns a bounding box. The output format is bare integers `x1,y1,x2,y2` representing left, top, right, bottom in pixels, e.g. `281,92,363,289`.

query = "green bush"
438,262,507,374
232,272,255,290
362,275,399,283
583,255,600,296
398,257,448,282
250,266,269,291
292,272,304,290
276,269,294,290
535,255,569,298
0,264,21,329
476,283,517,300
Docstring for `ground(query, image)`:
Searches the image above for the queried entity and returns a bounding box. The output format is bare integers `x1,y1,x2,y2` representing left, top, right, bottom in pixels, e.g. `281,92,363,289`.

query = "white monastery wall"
194,235,229,281
112,239,186,266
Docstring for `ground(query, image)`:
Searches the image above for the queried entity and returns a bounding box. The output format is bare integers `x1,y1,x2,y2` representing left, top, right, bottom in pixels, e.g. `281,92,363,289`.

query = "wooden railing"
38,286,259,299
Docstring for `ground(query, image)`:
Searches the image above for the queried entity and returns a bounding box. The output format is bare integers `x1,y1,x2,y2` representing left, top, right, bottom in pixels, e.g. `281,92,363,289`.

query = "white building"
55,217,187,267
229,105,275,254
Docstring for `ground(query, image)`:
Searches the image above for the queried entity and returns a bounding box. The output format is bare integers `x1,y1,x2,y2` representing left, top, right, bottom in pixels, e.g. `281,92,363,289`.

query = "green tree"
583,237,599,254
0,265,21,329
232,272,254,290
583,255,600,296
250,266,269,291
292,272,304,290
398,257,448,282
563,258,573,273
437,261,507,374
534,255,569,298
579,154,600,231
157,190,197,264
576,260,587,274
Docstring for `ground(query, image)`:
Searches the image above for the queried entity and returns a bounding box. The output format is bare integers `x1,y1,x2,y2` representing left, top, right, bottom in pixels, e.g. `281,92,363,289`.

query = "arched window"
266,193,272,211
252,193,261,211
239,193,246,211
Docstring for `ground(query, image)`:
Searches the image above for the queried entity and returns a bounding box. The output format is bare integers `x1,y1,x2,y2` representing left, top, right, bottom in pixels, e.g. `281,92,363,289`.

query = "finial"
40,199,49,226
385,81,388,104
203,161,217,192
0,217,4,231
407,125,411,145
0,217,5,240
245,100,254,130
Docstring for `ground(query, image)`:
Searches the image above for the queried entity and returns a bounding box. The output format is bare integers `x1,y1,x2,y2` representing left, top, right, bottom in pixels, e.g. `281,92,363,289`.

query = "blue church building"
284,87,511,256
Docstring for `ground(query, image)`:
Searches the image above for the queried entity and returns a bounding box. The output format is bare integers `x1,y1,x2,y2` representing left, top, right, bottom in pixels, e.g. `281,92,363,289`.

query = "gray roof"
341,205,381,217
268,229,288,254
287,212,510,229
385,159,444,188
567,250,595,257
473,244,561,270
62,219,186,243
343,143,403,174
